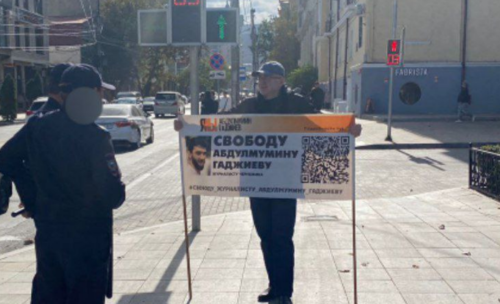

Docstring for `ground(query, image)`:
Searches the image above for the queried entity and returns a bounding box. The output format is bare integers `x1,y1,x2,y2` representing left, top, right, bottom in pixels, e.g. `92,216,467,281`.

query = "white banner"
179,114,355,200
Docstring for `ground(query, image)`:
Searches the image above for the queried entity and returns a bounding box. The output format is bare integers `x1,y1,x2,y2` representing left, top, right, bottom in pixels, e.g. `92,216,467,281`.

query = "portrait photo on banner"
185,136,212,177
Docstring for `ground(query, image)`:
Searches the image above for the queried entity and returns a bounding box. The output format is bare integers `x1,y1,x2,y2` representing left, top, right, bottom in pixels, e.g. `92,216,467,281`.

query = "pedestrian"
456,81,474,122
310,81,325,112
225,61,360,304
218,91,232,112
0,63,126,304
201,90,219,114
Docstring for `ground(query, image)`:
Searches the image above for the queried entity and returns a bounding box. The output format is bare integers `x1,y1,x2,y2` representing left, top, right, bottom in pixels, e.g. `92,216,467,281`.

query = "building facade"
308,0,500,116
0,0,49,110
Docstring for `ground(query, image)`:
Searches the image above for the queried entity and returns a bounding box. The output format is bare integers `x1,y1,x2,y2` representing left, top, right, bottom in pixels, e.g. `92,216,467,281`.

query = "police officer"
0,63,125,304
225,62,361,304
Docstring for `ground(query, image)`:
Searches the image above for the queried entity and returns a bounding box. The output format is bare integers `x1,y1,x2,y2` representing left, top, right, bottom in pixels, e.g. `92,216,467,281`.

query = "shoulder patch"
106,153,121,178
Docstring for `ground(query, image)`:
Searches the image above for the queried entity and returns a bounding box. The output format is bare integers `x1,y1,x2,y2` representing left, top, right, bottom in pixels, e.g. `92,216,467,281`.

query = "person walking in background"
310,81,325,112
201,90,219,114
218,91,232,112
456,81,475,122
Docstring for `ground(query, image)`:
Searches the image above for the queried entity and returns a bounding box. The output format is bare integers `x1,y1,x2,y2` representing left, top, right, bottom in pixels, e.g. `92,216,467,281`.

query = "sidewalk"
0,113,25,127
1,188,499,304
356,118,500,149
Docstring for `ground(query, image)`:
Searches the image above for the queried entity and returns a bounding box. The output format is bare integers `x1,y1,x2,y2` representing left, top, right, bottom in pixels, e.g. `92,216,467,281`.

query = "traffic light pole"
190,46,201,232
230,0,240,106
386,0,398,142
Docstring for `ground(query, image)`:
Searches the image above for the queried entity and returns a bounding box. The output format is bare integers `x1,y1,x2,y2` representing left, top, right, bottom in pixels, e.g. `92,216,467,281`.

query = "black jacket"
227,86,316,115
0,110,125,229
38,97,61,115
202,98,219,115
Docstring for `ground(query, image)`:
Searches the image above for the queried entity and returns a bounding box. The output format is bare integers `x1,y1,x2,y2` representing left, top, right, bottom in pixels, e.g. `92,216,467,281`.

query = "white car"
96,104,154,149
25,97,49,121
115,97,143,110
142,97,155,112
154,91,185,118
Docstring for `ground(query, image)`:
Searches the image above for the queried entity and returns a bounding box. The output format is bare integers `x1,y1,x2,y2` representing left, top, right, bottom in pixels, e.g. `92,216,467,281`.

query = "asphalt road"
0,114,469,255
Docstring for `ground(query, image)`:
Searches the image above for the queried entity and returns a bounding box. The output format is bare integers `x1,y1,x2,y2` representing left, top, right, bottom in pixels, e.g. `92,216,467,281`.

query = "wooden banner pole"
352,144,358,304
182,194,193,300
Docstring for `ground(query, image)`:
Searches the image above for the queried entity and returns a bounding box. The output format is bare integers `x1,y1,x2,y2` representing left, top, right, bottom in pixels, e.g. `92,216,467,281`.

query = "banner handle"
179,131,193,300
352,141,358,304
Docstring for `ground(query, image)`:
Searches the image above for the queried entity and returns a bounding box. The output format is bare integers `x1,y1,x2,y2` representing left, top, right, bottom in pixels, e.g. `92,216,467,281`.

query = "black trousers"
250,198,297,298
31,225,111,304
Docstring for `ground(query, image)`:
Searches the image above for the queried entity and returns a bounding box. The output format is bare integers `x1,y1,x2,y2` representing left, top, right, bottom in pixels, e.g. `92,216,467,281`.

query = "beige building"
0,0,49,110
304,0,500,115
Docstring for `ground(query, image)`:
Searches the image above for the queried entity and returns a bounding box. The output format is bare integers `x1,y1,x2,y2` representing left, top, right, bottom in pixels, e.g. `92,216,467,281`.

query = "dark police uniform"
0,108,125,304
227,86,315,299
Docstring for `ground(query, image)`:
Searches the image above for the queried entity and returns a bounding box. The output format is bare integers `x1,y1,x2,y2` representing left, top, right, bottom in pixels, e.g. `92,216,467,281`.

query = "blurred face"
258,74,285,99
190,145,207,172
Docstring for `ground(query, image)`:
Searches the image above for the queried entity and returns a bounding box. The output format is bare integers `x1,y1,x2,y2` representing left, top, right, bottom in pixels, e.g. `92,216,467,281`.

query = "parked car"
116,91,142,99
143,96,155,112
96,104,154,149
25,96,48,122
115,97,143,110
154,91,185,118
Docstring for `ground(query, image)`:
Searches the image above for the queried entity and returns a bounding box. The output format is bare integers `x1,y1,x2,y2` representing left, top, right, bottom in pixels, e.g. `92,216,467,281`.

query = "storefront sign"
179,114,355,200
396,68,428,77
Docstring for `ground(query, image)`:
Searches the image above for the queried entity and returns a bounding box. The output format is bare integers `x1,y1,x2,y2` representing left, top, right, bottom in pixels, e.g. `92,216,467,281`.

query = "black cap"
60,63,116,92
252,61,286,78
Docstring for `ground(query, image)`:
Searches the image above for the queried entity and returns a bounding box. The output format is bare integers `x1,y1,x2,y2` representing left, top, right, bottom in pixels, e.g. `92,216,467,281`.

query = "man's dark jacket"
0,110,125,230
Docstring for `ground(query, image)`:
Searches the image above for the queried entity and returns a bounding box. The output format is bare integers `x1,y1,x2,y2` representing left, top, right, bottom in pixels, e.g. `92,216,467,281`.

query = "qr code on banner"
301,136,351,184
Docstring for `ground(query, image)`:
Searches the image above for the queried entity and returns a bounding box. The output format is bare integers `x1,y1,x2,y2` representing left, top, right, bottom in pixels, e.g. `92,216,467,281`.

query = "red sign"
173,0,200,6
210,53,225,70
387,40,401,66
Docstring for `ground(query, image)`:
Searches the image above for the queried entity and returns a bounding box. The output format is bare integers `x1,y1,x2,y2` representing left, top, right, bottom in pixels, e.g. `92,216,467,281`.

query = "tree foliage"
287,66,318,94
0,75,17,122
254,19,275,64
268,12,300,75
84,0,188,96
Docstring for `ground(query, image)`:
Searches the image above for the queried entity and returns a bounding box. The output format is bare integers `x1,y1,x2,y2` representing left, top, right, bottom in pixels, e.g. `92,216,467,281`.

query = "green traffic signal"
217,15,227,40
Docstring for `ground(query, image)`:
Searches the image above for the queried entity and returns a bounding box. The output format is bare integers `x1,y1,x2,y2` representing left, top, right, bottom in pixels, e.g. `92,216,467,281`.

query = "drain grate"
302,215,339,222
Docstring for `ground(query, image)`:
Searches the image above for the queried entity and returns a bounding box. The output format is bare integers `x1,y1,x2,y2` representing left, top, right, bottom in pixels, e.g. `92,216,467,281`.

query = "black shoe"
258,287,277,303
269,296,293,304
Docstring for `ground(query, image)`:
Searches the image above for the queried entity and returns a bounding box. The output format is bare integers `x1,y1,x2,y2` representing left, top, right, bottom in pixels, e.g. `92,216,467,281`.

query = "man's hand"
174,120,183,132
18,203,31,219
350,124,362,138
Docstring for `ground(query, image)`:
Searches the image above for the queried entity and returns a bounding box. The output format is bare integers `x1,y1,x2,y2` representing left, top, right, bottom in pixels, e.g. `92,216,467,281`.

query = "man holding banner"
177,61,362,304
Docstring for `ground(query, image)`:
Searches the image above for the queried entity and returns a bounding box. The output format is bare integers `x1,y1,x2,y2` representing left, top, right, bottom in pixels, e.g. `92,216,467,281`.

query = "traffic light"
170,0,203,45
387,39,401,66
138,10,168,46
206,8,238,45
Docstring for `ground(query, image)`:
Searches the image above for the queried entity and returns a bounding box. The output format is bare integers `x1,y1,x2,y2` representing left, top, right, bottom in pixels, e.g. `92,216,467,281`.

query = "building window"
15,25,21,49
15,0,19,8
358,17,363,49
399,82,422,105
0,8,7,48
23,0,29,10
36,29,44,55
24,27,30,50
35,0,43,14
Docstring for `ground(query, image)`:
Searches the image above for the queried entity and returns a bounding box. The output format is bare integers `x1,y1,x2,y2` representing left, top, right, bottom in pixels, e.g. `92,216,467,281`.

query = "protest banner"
179,114,355,200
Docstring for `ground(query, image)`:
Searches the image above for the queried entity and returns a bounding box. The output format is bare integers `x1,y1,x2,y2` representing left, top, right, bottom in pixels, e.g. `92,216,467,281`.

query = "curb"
357,142,500,150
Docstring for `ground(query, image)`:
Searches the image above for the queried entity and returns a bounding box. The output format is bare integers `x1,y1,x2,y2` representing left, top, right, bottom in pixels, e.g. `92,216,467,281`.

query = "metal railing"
470,145,500,201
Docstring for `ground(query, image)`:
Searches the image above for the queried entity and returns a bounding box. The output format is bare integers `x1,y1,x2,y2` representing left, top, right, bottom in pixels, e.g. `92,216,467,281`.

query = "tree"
26,74,43,102
252,18,275,65
0,75,17,122
86,0,186,96
287,66,318,94
268,12,300,75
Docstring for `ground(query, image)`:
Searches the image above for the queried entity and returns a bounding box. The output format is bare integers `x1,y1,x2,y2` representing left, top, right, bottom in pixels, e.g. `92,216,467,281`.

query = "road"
0,115,469,254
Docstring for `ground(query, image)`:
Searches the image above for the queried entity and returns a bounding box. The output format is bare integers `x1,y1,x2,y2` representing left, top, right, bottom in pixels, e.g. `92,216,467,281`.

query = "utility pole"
250,7,258,95
386,0,398,142
230,0,240,106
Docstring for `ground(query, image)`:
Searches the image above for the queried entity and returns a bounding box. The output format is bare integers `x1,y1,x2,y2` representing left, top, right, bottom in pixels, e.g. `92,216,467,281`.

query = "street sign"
239,66,247,81
387,39,401,66
209,70,226,80
138,10,168,46
206,8,239,45
170,0,204,45
209,53,225,70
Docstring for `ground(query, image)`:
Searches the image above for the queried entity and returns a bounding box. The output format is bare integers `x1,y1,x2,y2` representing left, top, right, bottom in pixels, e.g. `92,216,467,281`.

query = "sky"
207,0,280,24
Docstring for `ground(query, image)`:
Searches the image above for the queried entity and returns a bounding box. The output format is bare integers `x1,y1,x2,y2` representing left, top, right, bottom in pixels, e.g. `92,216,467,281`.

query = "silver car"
154,91,185,118
96,104,154,150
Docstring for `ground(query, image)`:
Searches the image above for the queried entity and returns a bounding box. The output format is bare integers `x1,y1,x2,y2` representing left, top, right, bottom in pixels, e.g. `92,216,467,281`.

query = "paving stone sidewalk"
356,119,500,148
1,188,499,304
